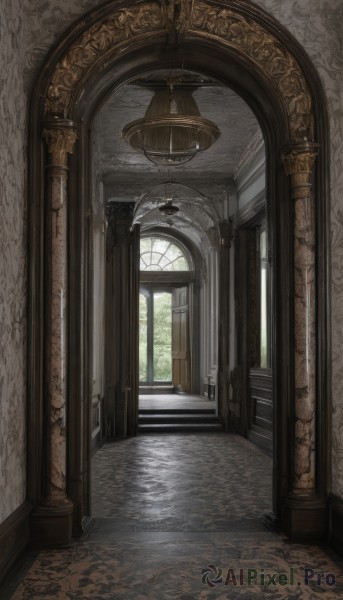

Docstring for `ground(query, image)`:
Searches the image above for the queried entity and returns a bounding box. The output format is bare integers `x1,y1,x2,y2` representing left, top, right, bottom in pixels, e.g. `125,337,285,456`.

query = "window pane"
139,294,148,381
153,292,172,381
158,255,170,268
152,239,170,254
173,257,188,270
150,252,163,268
140,238,152,253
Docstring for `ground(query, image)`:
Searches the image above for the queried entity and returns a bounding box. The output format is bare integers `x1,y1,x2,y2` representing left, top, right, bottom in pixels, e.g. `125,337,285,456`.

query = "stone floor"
4,434,343,599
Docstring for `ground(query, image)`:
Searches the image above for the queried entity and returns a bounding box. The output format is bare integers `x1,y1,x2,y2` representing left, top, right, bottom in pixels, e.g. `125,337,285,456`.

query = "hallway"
4,434,342,599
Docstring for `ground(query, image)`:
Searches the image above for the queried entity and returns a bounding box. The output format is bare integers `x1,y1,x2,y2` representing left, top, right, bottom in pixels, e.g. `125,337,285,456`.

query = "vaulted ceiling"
92,69,262,245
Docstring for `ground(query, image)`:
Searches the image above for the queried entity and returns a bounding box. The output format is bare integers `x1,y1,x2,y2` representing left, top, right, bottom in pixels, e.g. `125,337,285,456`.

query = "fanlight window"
140,236,191,271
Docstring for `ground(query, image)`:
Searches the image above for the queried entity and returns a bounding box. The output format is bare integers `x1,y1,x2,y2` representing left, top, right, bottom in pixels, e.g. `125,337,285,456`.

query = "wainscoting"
248,368,273,455
0,502,31,583
329,494,343,555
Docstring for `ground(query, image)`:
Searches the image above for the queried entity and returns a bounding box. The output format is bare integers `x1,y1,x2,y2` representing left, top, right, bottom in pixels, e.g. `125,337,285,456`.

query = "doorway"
139,289,173,387
27,0,329,544
139,233,195,394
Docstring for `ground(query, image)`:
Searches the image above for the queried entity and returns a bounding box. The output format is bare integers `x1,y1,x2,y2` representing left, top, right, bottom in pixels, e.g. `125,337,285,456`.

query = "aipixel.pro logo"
201,565,336,588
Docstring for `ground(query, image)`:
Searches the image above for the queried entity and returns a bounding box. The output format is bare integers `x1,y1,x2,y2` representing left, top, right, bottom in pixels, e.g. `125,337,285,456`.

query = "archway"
27,0,329,545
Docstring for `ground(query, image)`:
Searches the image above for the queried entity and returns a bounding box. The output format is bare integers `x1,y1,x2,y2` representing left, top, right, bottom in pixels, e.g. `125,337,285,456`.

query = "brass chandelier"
122,83,220,166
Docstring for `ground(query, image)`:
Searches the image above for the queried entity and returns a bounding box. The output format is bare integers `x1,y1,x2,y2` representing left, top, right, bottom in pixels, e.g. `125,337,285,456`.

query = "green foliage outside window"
153,292,172,381
139,292,172,382
139,294,148,382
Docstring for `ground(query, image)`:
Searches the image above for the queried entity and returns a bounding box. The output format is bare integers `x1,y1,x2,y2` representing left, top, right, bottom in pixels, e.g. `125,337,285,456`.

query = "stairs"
138,407,223,433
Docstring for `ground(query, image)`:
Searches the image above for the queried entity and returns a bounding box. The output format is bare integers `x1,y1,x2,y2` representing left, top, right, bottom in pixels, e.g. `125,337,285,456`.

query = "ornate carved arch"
44,0,314,142
28,0,329,548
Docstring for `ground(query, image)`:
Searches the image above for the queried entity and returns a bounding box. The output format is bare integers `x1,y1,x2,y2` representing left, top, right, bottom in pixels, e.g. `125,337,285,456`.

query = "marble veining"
46,169,68,502
293,194,316,493
0,0,27,524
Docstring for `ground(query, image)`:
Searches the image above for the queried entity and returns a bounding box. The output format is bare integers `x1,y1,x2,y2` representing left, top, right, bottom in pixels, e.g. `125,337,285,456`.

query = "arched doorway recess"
27,0,329,546
133,182,220,400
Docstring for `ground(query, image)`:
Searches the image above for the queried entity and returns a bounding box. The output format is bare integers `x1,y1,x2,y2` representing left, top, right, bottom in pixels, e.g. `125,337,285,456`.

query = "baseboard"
0,501,32,585
328,494,343,557
284,495,327,541
247,427,272,456
30,500,74,548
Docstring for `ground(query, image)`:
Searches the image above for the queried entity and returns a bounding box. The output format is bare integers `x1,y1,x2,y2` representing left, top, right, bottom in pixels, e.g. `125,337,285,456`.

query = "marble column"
31,119,77,546
282,143,318,497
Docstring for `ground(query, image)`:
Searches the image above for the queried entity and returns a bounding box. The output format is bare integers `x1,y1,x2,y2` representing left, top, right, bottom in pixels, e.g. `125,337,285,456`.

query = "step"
138,414,220,424
139,387,174,394
138,422,223,433
139,408,216,415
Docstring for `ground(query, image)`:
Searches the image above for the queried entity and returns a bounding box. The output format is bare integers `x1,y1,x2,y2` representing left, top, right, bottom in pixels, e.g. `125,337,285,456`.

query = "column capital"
42,118,77,167
281,143,319,194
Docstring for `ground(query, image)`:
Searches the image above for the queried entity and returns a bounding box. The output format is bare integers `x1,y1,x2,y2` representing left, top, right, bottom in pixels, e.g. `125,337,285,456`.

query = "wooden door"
172,287,190,392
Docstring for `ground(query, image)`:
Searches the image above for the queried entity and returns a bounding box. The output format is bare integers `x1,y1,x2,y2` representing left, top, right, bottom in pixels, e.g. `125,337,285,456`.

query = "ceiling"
92,69,262,243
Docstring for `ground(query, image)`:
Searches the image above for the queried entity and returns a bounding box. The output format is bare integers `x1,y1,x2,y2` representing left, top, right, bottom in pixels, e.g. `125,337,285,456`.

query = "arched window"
140,235,191,271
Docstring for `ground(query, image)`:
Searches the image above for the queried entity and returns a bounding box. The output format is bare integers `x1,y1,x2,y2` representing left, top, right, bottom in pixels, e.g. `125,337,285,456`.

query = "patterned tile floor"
4,434,343,599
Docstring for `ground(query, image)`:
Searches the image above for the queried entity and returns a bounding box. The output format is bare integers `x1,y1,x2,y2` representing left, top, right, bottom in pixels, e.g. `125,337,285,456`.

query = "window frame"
140,233,193,272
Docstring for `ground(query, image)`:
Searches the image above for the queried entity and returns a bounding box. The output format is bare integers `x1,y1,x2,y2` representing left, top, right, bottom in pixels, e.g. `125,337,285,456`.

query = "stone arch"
43,0,313,144
28,0,329,546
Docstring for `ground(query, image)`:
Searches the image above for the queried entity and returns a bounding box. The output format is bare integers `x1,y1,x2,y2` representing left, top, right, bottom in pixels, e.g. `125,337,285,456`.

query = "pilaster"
281,143,326,539
31,119,77,547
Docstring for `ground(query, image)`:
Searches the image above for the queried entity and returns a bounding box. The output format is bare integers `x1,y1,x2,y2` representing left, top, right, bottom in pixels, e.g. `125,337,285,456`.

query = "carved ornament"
281,144,319,190
45,2,164,117
281,148,318,176
44,0,314,142
43,127,77,166
189,2,314,140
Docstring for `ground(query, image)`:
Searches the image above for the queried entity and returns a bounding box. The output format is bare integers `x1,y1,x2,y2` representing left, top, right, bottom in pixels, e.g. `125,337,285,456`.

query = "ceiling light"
159,199,179,216
122,84,220,166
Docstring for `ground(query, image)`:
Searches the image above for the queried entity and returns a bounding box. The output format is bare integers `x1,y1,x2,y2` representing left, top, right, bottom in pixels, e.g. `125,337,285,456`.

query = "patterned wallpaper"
0,1,27,523
1,0,342,525
22,0,97,90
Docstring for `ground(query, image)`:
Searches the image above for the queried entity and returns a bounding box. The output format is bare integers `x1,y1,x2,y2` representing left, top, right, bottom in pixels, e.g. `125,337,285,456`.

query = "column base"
30,499,74,548
284,494,327,541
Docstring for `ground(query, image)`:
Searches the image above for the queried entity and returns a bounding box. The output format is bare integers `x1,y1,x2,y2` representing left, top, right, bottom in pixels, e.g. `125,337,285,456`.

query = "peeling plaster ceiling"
92,69,261,245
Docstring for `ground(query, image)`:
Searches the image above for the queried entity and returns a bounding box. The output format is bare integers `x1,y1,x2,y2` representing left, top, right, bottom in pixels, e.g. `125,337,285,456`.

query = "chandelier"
122,84,220,166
